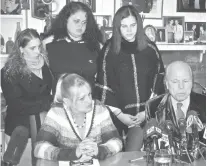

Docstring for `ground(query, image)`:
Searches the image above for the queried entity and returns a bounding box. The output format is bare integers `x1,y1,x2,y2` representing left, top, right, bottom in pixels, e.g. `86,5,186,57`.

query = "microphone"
3,126,29,165
186,110,204,159
164,120,176,156
178,118,188,149
186,110,204,143
145,118,162,152
186,110,204,132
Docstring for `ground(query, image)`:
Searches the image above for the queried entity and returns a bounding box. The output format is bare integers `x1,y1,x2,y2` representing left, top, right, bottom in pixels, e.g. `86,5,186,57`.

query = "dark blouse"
46,40,99,94
1,64,53,136
96,39,165,116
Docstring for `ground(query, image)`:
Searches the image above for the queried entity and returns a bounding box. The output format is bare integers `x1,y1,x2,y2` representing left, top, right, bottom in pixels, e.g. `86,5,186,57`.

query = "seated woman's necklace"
72,113,86,129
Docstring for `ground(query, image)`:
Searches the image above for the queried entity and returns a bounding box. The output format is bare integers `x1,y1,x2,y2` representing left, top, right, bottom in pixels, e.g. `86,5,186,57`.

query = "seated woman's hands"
76,138,98,158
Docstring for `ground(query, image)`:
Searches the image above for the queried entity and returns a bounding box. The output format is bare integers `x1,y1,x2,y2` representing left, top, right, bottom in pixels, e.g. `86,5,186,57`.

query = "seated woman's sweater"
34,100,122,161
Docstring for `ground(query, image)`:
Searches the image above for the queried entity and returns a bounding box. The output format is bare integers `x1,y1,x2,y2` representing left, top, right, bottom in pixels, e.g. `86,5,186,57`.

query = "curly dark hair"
3,28,48,82
45,1,103,52
111,5,148,55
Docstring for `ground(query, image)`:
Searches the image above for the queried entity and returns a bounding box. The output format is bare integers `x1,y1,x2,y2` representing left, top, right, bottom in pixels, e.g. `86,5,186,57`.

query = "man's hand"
117,113,137,126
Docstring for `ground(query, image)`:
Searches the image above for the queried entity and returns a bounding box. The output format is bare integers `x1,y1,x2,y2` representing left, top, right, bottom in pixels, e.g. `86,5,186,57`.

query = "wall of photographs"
1,0,206,83
1,0,205,47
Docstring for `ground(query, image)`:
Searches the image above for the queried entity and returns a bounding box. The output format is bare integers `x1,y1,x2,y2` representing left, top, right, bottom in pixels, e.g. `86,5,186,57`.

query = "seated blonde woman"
34,73,122,162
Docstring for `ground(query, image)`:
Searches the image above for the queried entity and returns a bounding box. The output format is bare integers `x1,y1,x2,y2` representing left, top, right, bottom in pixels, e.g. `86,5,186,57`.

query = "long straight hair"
112,5,148,55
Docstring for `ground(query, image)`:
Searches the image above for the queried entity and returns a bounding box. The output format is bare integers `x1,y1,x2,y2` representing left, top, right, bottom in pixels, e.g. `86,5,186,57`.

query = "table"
36,151,206,166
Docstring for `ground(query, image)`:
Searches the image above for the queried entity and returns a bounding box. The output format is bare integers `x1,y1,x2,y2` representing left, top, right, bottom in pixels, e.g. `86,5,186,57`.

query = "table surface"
36,151,206,166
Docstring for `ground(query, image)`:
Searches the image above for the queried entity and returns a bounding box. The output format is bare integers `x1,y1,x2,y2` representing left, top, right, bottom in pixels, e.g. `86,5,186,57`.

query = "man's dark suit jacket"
147,92,206,145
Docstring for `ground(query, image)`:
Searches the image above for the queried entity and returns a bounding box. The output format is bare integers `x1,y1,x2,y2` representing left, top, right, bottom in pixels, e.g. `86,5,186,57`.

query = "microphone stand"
177,125,193,164
180,139,193,164
180,147,193,164
191,138,206,161
189,123,206,161
176,141,192,164
198,142,206,161
144,142,151,166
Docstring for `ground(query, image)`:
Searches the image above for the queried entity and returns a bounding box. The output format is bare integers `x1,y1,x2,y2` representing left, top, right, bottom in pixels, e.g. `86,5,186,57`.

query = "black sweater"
46,40,99,94
95,39,165,115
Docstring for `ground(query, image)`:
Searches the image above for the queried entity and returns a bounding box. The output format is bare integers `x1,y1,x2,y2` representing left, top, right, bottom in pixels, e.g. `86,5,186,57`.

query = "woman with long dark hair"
42,1,103,95
1,28,53,166
95,5,165,151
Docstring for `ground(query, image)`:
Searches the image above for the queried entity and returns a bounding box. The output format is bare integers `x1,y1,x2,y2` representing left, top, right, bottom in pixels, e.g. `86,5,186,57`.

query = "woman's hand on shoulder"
42,35,54,50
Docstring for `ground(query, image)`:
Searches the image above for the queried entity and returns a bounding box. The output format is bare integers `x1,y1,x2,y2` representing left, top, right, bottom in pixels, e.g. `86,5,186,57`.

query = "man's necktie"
176,102,185,121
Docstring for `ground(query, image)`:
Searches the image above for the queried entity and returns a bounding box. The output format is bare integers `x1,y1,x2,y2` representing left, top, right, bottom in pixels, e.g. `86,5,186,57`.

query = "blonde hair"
54,73,91,104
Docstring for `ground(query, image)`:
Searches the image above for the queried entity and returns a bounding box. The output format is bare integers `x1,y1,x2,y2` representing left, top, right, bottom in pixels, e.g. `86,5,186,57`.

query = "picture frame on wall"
66,0,96,12
94,15,112,29
156,27,167,43
184,31,194,43
21,0,30,10
101,27,113,43
31,0,52,20
163,16,185,44
1,0,21,15
121,0,163,19
177,0,206,12
185,22,206,41
144,25,157,43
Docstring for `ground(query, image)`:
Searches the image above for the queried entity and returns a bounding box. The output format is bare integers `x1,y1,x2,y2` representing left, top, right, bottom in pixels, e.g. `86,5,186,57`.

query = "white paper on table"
59,159,100,166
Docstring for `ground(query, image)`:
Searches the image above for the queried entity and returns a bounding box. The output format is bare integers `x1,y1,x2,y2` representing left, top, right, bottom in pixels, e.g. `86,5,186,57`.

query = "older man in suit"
147,61,206,152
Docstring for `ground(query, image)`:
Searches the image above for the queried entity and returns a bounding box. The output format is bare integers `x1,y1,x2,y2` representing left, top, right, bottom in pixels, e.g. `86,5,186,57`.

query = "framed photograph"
163,16,185,44
177,0,206,12
31,0,52,20
66,0,96,12
185,22,206,41
94,15,112,29
184,31,194,43
122,0,163,19
101,27,113,43
156,27,167,43
1,0,21,15
144,25,157,43
21,0,30,10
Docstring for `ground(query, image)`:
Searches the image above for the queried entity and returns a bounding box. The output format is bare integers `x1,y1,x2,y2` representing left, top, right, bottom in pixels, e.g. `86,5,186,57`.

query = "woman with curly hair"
1,28,53,166
42,1,103,96
95,5,165,151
